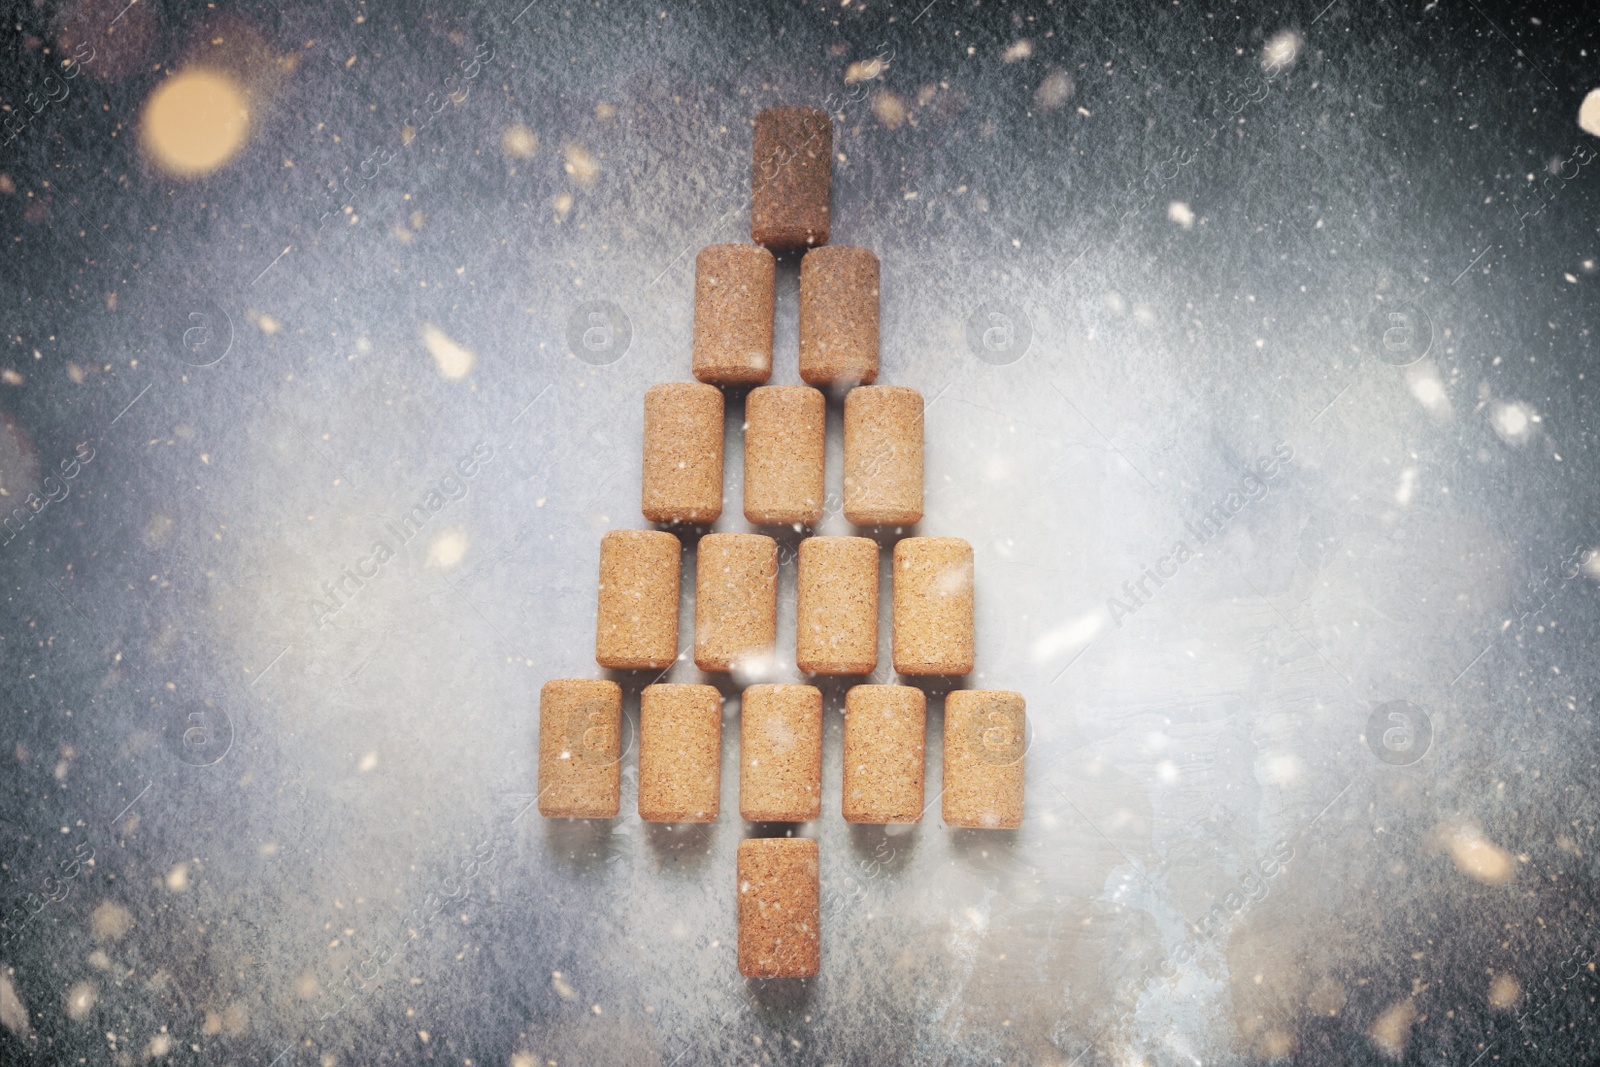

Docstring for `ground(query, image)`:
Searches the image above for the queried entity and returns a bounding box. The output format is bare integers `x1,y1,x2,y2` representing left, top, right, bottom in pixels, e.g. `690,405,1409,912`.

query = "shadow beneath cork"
741,822,811,838
742,975,815,1016
646,521,717,552
846,822,918,875
849,523,923,549
948,826,1022,880
540,817,630,875
895,675,967,700
807,673,867,709
643,820,716,867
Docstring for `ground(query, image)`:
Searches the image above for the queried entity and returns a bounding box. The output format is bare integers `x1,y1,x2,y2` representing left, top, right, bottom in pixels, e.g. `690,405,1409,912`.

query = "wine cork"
942,690,1026,829
694,533,778,673
693,244,775,386
595,529,681,670
842,685,925,824
799,245,879,387
736,837,820,978
750,106,831,253
739,684,822,822
638,683,723,823
537,679,621,819
795,536,878,675
892,536,974,676
744,386,825,525
843,385,922,526
642,382,724,524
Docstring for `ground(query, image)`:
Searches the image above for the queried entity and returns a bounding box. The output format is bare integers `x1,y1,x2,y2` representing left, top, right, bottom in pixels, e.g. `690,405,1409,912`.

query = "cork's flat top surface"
739,684,823,822
942,690,1025,830
638,683,723,822
736,837,820,978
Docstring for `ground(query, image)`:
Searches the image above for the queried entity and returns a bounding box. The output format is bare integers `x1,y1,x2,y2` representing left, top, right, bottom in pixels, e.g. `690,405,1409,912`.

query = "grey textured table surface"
1,0,1598,1064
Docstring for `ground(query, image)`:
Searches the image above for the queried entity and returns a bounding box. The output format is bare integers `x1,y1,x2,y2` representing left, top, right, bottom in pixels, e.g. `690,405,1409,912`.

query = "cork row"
595,529,975,677
640,382,923,528
537,679,1025,830
692,243,880,389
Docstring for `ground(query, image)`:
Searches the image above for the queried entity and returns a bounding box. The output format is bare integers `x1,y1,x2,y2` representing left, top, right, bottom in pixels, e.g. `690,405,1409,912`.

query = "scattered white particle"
1034,70,1074,111
1579,89,1600,138
421,324,475,381
1261,30,1302,74
357,751,378,773
1396,467,1418,505
165,863,190,893
0,970,29,1037
1167,201,1195,229
1490,401,1535,445
1002,39,1033,63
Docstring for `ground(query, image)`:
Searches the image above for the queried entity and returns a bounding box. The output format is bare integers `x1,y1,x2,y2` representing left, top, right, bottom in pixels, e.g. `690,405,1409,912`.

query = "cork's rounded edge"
800,243,879,269
642,681,724,701
745,506,825,527
945,689,1025,711
539,798,621,820
540,677,621,699
739,804,822,824
799,367,877,389
595,653,677,671
847,383,922,404
639,806,719,824
941,810,1022,831
700,530,779,551
646,379,726,402
694,363,772,387
642,504,724,524
844,682,925,706
738,835,819,858
742,682,823,703
748,382,826,407
894,534,971,555
843,806,924,826
696,241,777,267
892,659,975,677
692,651,733,674
752,226,829,253
800,534,880,553
602,527,684,549
797,659,877,677
845,507,923,527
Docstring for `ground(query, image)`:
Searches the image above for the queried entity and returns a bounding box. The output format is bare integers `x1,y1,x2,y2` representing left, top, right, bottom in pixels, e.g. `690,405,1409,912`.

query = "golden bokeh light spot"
140,69,250,178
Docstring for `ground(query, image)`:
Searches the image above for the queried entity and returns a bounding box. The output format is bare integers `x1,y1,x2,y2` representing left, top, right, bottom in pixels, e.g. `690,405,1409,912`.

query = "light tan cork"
693,244,775,386
942,690,1026,829
843,385,923,526
751,106,831,253
642,382,725,524
537,679,621,819
744,386,825,525
694,533,778,673
638,683,723,823
798,245,879,387
739,684,822,822
795,536,878,675
842,685,926,824
892,536,974,676
737,836,820,978
595,529,681,670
